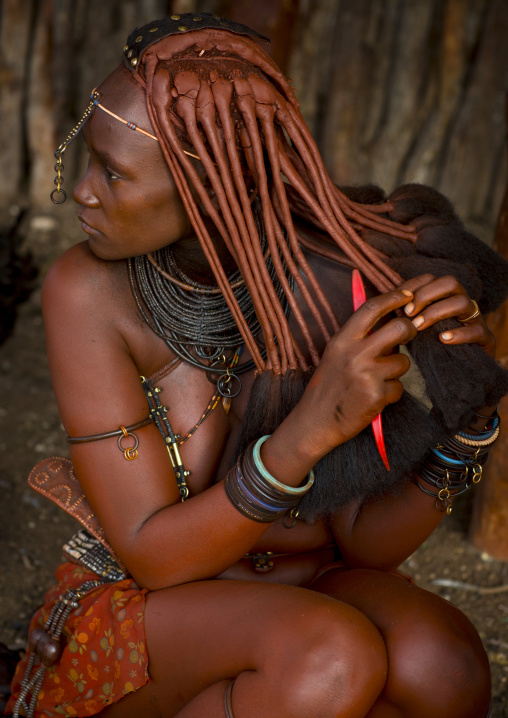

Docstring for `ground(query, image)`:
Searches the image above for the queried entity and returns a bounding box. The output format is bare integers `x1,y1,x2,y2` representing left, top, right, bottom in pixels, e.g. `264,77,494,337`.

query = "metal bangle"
224,466,285,523
458,414,500,440
454,425,500,447
252,436,314,495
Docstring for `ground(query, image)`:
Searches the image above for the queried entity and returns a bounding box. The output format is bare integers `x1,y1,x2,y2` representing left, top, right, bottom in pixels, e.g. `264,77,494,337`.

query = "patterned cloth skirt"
5,562,149,717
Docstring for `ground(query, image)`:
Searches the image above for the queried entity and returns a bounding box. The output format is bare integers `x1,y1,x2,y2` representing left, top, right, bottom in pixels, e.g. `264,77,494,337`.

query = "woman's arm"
42,245,276,589
42,243,418,590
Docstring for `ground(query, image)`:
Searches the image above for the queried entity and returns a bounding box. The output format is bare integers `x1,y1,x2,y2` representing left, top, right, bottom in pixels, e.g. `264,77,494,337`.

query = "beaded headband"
94,94,158,142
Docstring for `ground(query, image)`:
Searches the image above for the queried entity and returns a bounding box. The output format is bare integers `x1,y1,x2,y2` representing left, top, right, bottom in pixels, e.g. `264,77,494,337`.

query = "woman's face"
73,66,191,261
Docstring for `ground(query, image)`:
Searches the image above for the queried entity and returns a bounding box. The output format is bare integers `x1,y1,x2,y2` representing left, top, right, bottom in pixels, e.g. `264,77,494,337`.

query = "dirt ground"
1,212,508,716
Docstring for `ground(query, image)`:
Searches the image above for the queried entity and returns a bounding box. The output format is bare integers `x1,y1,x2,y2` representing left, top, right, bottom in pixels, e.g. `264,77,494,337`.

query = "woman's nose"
73,165,100,208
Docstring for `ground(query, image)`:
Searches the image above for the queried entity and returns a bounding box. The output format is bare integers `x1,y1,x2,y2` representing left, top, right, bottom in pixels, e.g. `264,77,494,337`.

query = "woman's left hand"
399,273,496,358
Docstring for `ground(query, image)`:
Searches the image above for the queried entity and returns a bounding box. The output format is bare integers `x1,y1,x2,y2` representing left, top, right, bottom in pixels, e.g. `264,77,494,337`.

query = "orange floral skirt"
5,562,149,717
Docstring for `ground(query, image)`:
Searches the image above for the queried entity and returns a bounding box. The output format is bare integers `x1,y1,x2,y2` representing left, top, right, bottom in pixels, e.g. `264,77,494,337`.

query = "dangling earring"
50,91,99,204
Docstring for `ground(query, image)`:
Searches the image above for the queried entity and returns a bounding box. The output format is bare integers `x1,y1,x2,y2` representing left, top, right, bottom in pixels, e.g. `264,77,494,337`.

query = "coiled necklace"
128,202,291,378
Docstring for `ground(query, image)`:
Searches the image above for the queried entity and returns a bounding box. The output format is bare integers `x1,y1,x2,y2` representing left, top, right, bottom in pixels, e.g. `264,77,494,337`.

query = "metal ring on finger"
458,299,480,324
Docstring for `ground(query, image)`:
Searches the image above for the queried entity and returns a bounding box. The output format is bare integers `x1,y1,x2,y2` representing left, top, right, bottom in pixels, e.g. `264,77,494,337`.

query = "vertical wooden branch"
0,0,35,213
469,95,508,559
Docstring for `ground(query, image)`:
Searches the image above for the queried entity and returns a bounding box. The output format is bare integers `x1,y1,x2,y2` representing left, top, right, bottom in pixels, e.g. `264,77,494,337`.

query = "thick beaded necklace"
131,247,258,350
128,201,291,375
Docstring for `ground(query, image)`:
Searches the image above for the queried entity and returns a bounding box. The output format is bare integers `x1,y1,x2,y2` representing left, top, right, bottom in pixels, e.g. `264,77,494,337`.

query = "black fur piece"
387,184,460,225
386,255,482,301
406,322,508,429
235,371,445,523
234,369,309,458
360,228,416,258
412,220,508,314
362,184,508,314
384,184,508,314
340,184,387,205
235,338,508,522
298,391,443,522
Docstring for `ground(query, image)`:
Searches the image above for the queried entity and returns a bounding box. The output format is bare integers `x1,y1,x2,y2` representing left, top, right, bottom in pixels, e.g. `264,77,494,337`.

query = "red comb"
351,269,390,471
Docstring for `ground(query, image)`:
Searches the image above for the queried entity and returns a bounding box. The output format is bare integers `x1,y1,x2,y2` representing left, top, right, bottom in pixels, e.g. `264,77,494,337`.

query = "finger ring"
458,299,480,324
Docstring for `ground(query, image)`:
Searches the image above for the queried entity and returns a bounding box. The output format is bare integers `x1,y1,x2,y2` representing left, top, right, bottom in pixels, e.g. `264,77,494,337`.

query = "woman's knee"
269,600,388,716
385,595,491,717
312,569,490,717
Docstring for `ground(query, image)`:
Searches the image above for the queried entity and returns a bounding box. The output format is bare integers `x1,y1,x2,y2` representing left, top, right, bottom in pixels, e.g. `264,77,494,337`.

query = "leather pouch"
28,456,126,572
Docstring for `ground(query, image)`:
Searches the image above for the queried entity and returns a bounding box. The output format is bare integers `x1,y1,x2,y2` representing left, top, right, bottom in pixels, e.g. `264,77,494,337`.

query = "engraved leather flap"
28,456,126,571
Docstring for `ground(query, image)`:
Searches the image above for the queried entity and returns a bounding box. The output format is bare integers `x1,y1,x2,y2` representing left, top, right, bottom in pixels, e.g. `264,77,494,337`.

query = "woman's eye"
105,166,120,181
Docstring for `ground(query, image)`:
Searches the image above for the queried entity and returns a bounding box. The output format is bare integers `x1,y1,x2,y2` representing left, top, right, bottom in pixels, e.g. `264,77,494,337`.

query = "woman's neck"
170,230,238,286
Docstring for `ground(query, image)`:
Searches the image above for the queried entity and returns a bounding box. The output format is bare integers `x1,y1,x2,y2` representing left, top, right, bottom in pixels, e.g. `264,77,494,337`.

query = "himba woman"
6,12,508,718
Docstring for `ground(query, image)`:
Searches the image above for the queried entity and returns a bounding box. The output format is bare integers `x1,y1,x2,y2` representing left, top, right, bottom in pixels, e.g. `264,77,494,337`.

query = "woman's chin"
86,236,123,262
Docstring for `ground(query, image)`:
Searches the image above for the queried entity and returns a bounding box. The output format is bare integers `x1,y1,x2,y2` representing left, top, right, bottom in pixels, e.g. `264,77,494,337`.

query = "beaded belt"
63,529,127,582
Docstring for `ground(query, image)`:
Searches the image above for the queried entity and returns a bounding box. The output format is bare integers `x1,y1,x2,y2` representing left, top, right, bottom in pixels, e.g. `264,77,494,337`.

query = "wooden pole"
469,96,508,559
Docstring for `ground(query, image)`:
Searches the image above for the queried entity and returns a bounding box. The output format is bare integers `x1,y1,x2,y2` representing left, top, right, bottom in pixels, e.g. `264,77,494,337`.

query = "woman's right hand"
262,288,417,482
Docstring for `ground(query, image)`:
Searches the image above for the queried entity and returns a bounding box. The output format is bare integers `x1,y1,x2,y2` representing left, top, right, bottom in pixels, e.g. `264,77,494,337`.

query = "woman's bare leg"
101,579,387,718
310,568,491,718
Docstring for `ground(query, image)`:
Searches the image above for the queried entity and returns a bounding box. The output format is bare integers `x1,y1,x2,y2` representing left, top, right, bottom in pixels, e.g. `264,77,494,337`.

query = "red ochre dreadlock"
128,28,417,376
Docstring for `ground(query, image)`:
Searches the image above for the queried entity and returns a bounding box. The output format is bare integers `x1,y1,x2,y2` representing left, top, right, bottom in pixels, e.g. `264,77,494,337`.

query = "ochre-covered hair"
128,24,417,375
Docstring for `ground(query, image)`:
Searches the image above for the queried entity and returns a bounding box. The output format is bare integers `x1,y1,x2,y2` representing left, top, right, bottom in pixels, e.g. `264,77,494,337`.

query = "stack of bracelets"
225,435,314,528
416,410,500,514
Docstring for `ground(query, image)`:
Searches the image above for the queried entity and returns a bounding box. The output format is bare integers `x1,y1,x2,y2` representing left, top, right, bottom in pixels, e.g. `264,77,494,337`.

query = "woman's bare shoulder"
42,241,127,320
40,242,139,427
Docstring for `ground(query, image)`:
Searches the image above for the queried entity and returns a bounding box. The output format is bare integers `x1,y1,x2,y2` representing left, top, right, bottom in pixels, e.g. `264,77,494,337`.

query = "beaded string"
180,348,242,434
12,581,102,718
179,391,221,442
63,530,126,582
133,249,257,348
146,250,246,294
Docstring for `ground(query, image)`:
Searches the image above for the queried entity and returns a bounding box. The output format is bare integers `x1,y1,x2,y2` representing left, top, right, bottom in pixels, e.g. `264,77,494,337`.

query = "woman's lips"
78,214,100,236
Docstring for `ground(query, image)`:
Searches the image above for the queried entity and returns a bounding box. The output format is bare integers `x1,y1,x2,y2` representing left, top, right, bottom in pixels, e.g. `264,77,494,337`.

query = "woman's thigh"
101,578,388,718
310,568,491,718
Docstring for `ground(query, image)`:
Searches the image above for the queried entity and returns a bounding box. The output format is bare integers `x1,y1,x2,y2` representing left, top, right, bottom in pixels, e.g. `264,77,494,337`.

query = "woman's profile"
6,12,508,718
